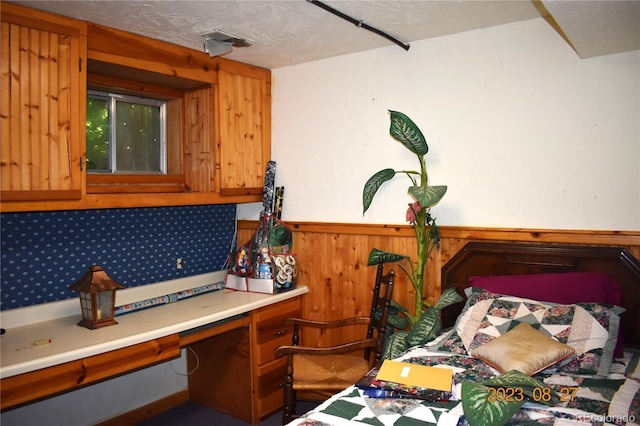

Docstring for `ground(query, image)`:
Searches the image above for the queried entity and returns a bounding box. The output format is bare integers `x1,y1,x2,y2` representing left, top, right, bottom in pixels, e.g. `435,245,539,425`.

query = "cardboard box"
225,272,248,291
225,271,296,294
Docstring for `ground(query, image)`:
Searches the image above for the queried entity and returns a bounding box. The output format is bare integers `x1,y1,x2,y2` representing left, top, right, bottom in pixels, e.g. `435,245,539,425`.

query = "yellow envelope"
376,360,453,392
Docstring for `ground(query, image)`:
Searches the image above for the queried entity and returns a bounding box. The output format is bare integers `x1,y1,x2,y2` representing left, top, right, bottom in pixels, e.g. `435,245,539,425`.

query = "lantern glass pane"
79,293,92,320
96,291,113,321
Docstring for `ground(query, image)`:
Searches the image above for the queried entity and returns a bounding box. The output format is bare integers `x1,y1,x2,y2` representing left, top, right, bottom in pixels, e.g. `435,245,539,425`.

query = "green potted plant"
362,110,462,359
363,111,558,426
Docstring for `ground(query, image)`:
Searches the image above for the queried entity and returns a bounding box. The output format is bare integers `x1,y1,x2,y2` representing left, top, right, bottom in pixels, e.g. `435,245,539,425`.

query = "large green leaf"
404,289,462,346
482,370,545,388
367,248,408,266
406,306,441,347
462,382,525,426
382,330,409,360
373,297,409,332
429,220,442,248
482,370,559,405
373,301,409,331
363,169,396,214
386,308,410,330
388,110,428,156
408,185,448,209
390,299,409,313
433,288,464,310
462,371,558,426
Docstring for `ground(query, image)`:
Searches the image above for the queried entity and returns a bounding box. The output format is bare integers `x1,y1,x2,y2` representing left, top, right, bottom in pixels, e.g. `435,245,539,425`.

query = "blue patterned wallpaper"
0,204,236,310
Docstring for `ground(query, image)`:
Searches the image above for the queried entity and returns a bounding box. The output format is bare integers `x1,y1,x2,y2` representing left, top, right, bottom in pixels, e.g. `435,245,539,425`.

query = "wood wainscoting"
237,220,639,349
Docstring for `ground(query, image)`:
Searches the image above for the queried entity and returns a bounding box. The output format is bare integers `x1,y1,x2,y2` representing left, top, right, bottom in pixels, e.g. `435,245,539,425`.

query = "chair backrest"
365,262,395,367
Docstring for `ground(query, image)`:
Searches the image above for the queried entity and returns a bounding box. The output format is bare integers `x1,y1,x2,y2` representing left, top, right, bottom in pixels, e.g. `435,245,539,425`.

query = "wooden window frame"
86,72,192,194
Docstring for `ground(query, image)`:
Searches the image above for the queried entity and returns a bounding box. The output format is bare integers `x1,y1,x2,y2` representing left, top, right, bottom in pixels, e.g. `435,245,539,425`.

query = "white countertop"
0,273,308,379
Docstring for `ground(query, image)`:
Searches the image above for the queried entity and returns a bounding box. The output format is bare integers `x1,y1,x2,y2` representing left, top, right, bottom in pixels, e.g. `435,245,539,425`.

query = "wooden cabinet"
187,296,301,424
0,4,271,212
83,22,271,209
0,3,87,212
217,62,272,197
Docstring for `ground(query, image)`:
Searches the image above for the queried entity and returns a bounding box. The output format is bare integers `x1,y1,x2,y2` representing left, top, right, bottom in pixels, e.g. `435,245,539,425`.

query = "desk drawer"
254,296,301,365
255,297,301,346
256,333,294,366
1,334,180,411
256,357,287,418
251,296,303,421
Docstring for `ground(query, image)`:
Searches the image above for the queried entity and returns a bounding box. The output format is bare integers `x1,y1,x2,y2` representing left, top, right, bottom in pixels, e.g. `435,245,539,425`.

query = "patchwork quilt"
288,345,640,426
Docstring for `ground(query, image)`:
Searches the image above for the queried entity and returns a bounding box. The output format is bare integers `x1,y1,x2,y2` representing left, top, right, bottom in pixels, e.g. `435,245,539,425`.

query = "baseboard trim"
96,389,190,426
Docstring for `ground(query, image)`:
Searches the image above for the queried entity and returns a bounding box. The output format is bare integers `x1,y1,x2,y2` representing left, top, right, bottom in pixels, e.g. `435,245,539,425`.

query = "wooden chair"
274,263,395,424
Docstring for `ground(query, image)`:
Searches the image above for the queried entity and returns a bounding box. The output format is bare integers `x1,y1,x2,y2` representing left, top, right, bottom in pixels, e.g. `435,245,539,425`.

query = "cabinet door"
217,62,271,196
184,87,215,192
1,4,86,211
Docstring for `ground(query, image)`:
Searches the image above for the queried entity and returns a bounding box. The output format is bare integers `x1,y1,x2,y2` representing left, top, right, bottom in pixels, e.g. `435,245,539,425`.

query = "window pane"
86,91,166,174
116,101,161,172
86,97,110,171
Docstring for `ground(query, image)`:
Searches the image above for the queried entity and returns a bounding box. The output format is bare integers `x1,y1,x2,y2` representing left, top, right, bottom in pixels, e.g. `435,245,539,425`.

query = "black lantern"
68,265,125,329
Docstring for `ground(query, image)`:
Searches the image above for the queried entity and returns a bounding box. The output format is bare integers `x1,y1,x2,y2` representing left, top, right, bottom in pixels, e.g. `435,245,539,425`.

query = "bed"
289,242,640,426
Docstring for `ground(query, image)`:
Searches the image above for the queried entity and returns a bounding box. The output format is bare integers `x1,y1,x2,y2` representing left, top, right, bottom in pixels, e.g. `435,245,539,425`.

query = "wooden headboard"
440,242,640,349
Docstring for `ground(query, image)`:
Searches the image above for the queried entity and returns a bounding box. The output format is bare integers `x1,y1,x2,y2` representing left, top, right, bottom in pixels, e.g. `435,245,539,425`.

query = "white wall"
239,18,640,231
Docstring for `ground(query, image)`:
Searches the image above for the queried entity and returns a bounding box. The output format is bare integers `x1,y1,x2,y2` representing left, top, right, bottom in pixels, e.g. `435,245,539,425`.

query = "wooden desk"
0,285,307,424
186,295,304,423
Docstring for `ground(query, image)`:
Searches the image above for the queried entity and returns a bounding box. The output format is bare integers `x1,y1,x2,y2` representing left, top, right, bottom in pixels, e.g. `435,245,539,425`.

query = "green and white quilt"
288,344,640,426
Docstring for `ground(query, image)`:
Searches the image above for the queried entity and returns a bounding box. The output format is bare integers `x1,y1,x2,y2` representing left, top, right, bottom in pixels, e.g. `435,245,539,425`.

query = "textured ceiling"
8,0,640,69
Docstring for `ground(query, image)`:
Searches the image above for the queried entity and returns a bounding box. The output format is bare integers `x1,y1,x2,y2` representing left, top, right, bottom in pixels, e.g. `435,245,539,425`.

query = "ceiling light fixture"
306,0,410,51
203,31,253,57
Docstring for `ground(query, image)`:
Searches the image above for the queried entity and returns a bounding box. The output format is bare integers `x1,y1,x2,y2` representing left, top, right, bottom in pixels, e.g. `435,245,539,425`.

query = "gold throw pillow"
470,322,575,376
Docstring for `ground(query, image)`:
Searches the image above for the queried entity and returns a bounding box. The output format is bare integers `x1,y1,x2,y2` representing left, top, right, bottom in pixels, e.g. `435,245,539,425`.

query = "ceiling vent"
202,31,253,57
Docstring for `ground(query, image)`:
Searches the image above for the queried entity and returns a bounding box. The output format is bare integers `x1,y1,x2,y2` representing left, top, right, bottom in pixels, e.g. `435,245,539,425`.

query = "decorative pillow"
470,322,575,376
468,272,621,306
468,272,624,358
454,289,623,376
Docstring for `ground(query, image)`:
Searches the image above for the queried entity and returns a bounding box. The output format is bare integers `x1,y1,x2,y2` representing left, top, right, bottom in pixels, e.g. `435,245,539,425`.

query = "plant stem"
411,153,431,323
413,210,428,323
419,155,428,187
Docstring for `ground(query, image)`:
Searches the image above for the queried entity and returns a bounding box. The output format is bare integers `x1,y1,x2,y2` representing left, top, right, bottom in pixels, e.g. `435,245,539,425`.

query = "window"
86,91,167,174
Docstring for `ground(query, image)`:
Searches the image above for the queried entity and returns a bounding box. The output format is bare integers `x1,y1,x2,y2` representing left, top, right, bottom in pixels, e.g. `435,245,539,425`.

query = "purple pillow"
469,272,624,358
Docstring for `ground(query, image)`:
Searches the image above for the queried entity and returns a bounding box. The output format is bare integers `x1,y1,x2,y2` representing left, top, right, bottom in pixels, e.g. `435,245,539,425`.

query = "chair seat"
276,264,396,424
292,353,371,391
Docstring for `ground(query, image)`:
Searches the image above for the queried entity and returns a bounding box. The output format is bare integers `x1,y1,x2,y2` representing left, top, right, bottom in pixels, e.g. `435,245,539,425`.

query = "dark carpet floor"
138,400,319,426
